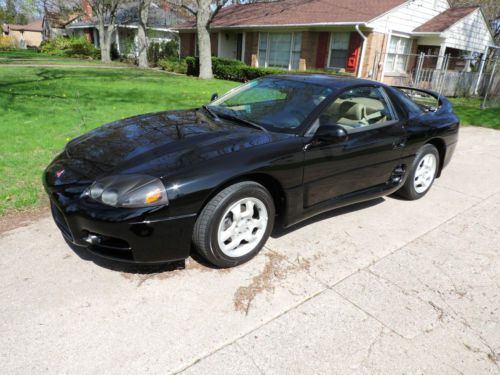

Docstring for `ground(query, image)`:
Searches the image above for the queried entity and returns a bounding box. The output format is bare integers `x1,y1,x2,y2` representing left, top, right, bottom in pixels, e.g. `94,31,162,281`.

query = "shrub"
184,56,354,81
185,56,198,76
185,56,286,81
147,39,179,67
41,37,100,59
158,58,187,74
0,36,19,50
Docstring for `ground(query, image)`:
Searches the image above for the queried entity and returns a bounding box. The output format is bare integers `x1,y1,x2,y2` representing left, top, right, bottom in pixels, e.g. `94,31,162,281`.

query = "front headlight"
83,175,169,208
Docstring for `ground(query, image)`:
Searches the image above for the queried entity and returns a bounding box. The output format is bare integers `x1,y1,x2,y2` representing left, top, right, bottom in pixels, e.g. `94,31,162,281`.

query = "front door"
303,85,406,207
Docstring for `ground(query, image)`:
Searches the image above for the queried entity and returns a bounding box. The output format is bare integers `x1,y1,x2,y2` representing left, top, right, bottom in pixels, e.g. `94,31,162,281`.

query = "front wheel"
396,144,440,200
192,181,275,268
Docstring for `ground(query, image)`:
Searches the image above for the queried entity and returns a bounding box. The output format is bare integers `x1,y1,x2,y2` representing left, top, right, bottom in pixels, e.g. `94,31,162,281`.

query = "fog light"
82,233,101,245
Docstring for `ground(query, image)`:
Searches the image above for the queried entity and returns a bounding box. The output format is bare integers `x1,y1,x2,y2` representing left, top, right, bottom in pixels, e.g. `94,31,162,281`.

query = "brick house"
176,0,496,84
1,20,43,48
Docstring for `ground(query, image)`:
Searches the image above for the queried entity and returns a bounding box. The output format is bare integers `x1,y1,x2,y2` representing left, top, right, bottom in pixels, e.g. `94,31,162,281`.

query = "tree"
171,0,230,79
137,0,152,68
87,0,126,62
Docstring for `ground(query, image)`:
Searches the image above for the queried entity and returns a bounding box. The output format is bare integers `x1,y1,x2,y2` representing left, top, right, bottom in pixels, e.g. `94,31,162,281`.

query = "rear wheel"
397,144,439,200
192,182,275,268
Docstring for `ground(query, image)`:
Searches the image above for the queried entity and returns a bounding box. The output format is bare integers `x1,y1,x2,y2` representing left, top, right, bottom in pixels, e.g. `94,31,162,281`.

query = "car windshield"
208,78,334,133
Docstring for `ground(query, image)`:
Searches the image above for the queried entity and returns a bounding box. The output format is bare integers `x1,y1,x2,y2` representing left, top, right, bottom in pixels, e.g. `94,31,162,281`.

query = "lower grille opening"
82,232,133,261
88,245,134,261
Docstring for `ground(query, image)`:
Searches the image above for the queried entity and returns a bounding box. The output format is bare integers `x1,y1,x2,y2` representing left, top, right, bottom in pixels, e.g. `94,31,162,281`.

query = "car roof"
267,73,383,90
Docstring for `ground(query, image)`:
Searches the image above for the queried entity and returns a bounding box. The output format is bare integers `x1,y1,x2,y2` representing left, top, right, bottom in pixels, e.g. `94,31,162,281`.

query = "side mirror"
314,124,348,143
211,93,219,102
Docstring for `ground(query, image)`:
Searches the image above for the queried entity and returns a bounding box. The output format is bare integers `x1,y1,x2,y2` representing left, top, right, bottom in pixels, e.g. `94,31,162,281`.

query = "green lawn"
0,50,128,66
450,97,500,129
0,66,237,215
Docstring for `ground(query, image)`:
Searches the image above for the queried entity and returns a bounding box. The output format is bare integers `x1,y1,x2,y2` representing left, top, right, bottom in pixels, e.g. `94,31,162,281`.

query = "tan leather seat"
338,102,368,127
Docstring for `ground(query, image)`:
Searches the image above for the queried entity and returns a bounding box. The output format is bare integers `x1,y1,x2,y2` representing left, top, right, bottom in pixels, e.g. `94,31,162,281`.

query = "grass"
0,66,238,216
0,49,45,58
0,49,128,66
450,97,500,129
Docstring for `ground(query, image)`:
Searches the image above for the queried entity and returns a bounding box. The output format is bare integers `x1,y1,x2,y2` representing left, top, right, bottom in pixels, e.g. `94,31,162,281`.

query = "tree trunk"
98,21,113,63
137,0,151,68
196,0,213,80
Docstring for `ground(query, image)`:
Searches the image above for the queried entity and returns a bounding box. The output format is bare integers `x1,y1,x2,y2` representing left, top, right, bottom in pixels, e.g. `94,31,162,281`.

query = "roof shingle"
413,6,478,33
3,20,43,32
177,0,407,29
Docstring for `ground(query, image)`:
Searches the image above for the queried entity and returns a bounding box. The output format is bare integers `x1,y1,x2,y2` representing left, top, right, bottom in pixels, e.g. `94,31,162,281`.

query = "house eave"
177,21,370,32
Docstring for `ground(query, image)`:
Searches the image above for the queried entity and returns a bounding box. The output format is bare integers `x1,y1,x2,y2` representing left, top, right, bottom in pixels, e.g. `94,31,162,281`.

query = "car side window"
319,86,398,133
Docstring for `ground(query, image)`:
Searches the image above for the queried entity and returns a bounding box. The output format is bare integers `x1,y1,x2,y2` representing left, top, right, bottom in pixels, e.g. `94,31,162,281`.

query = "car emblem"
56,169,65,178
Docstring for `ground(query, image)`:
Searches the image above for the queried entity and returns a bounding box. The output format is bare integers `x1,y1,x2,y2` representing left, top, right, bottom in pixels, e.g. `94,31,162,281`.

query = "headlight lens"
84,175,169,208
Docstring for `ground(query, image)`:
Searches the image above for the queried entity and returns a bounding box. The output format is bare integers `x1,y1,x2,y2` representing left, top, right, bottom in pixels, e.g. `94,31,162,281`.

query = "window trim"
385,35,412,74
326,32,350,69
312,85,400,136
257,32,302,70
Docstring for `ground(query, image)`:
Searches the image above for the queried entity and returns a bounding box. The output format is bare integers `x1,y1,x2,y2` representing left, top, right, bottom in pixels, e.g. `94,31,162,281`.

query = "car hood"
47,109,290,185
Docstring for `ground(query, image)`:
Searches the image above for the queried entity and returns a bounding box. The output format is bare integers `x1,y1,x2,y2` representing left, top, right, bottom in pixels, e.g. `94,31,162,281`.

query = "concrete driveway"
1,127,499,375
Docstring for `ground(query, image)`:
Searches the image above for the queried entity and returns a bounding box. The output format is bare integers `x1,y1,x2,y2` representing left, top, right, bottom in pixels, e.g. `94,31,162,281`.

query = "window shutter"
315,32,329,68
346,32,361,73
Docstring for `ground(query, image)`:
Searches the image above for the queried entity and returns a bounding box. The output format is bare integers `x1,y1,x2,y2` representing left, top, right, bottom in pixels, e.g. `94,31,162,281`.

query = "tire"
396,144,440,200
192,181,275,268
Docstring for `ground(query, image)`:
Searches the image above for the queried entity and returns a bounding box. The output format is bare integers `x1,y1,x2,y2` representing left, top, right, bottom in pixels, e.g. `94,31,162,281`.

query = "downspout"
355,24,367,78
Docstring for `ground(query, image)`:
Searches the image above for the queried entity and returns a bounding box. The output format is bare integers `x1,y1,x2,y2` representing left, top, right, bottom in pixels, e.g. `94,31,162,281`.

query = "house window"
328,32,350,69
385,36,410,73
258,32,302,70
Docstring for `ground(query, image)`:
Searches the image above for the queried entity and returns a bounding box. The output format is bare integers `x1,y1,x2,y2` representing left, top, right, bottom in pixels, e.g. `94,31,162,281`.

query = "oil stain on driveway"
0,127,499,374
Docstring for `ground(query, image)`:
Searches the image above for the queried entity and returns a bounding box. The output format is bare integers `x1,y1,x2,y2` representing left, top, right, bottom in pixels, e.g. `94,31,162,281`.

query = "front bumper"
46,178,197,264
50,202,196,264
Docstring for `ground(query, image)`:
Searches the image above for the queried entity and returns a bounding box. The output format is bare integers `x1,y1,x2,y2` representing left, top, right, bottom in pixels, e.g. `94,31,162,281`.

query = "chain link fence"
370,51,499,109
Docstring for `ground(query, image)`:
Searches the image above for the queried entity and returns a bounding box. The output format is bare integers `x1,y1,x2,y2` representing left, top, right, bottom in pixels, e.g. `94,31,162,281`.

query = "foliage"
158,58,187,74
0,66,237,215
147,39,179,67
0,35,18,50
40,37,100,59
185,56,352,82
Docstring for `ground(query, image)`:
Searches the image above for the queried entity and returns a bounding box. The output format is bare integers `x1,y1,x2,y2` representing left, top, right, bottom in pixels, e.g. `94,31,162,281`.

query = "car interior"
319,86,395,131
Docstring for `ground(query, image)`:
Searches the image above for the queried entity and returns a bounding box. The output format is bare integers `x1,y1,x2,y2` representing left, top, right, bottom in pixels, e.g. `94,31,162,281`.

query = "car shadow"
271,197,385,238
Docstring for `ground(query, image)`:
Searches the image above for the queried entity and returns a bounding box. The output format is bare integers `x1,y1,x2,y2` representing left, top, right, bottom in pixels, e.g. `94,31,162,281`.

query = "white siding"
417,36,443,46
369,0,449,34
441,9,494,53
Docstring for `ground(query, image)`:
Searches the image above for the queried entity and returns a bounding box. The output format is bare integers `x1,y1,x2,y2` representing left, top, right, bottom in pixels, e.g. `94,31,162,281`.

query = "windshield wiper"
202,105,220,121
217,113,268,132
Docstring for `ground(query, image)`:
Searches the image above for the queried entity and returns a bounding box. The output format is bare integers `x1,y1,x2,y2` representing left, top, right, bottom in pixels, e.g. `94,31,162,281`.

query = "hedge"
184,56,352,82
40,37,100,59
158,58,188,74
186,56,286,82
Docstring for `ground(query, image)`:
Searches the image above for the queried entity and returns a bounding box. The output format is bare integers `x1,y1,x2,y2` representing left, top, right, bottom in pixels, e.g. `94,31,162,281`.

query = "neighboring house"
1,20,43,48
65,1,182,57
176,0,496,84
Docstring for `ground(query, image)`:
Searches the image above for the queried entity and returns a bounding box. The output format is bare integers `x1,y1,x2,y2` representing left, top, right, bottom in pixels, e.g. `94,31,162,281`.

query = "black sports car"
44,75,459,268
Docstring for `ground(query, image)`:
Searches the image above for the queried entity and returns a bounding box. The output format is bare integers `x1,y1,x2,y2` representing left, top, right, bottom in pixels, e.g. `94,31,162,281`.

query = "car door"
302,85,406,208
